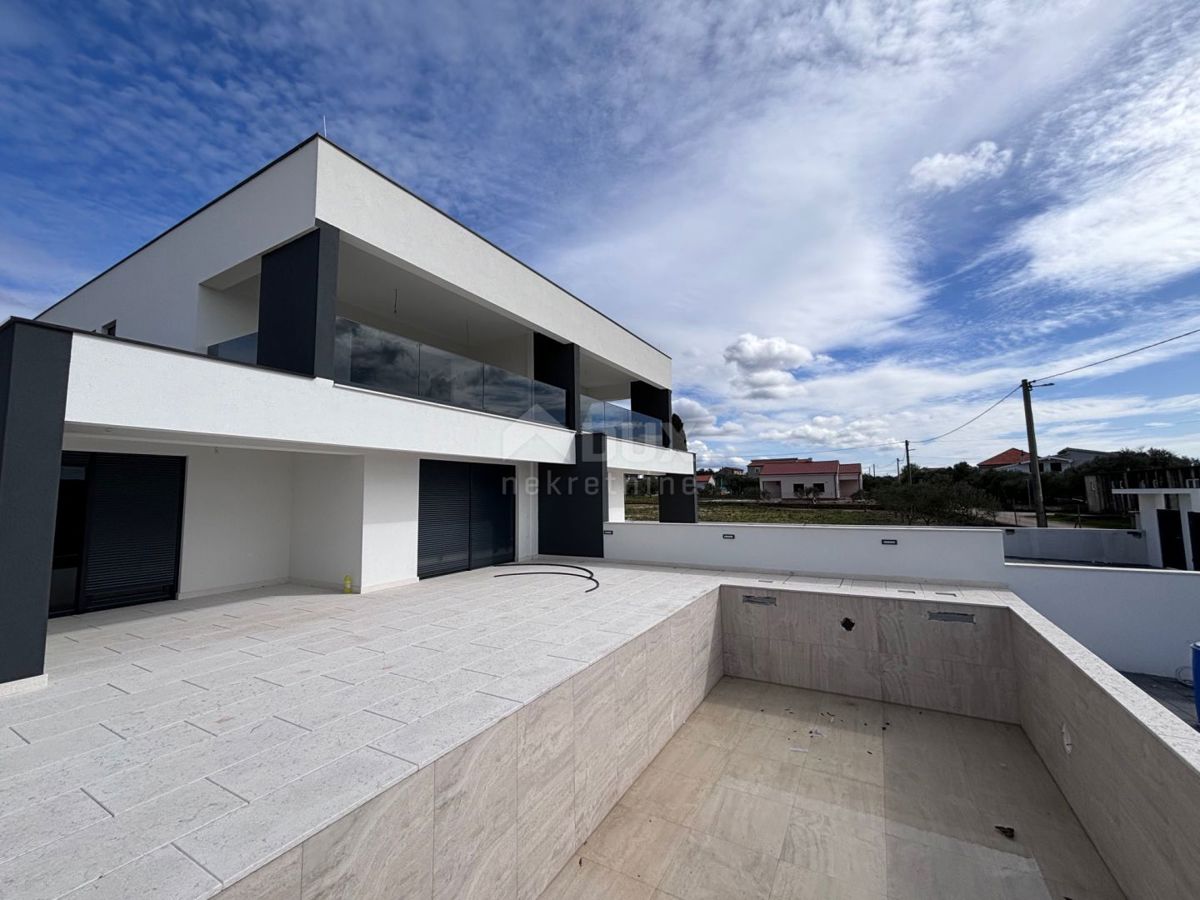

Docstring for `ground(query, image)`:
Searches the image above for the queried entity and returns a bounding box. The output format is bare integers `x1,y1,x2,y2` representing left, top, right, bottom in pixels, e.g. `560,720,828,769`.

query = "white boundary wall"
1002,527,1149,567
603,521,1200,677
603,522,1008,584
1005,563,1200,677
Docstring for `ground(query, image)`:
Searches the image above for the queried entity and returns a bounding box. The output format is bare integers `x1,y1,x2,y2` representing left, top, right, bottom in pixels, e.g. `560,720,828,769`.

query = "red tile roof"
694,473,714,484
978,448,1029,468
758,460,840,476
839,463,862,475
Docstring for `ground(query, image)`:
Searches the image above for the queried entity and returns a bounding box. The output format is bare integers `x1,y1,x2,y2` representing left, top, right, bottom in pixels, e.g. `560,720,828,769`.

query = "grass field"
625,497,911,526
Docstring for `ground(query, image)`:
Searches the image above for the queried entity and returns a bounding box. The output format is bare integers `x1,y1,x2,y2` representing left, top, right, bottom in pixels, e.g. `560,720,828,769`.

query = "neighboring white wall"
315,140,671,389
771,473,837,498
63,436,294,598
1126,491,1198,570
1137,493,1168,567
1002,527,1149,567
1005,562,1200,677
607,470,627,523
603,522,1009,584
38,142,317,351
66,335,576,464
290,454,365,590
360,453,419,591
838,476,862,498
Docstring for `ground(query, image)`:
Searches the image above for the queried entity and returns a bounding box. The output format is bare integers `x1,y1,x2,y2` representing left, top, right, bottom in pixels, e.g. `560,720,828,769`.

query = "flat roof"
37,134,669,360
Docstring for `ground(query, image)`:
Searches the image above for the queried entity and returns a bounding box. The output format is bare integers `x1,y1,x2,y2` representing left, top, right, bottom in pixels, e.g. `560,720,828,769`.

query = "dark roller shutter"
81,453,185,610
1158,509,1187,570
418,460,471,578
1190,512,1200,571
470,464,516,569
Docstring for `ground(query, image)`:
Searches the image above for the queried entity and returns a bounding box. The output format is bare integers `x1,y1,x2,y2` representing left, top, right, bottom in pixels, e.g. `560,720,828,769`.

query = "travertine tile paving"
0,561,734,898
540,676,1126,900
0,560,1145,898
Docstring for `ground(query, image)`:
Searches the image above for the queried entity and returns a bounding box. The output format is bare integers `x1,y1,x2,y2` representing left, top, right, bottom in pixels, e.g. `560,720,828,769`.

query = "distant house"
977,447,1070,474
747,457,808,477
1058,447,1110,467
694,472,716,492
755,458,863,500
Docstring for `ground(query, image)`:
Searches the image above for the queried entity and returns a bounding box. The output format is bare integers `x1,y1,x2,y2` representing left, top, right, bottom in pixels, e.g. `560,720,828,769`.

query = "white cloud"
724,333,814,371
673,396,743,438
1009,18,1200,293
909,141,1013,192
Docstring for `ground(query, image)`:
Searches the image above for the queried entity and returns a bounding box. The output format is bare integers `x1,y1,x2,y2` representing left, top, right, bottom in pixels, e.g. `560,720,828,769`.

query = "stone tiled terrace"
0,561,733,899
0,560,1197,899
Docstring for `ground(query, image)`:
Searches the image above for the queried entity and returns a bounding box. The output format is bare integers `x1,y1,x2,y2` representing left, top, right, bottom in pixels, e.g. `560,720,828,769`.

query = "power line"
1031,326,1200,384
915,385,1021,445
733,325,1200,462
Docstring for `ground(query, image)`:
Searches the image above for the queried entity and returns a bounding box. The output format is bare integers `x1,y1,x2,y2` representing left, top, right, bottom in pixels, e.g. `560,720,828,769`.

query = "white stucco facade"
19,135,695,611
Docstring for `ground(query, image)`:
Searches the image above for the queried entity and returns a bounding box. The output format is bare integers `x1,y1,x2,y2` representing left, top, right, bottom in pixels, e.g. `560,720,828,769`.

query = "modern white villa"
0,134,697,694
1,136,1199,900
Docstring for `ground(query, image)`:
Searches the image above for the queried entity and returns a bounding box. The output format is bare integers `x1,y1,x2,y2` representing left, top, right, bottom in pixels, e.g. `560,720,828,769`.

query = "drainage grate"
742,594,777,606
928,611,975,623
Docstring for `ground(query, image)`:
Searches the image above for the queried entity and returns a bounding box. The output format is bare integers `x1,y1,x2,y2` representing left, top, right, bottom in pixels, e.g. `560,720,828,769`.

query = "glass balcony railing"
333,317,568,427
580,394,666,446
207,332,258,364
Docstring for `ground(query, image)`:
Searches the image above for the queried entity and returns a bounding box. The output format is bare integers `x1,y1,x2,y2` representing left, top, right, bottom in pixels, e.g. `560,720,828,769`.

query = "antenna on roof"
322,115,328,138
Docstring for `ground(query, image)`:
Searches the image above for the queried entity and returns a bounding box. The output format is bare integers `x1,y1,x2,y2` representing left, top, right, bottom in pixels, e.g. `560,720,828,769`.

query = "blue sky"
3,0,1200,470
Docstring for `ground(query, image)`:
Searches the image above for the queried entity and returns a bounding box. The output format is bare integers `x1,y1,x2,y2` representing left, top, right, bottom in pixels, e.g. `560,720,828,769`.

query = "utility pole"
895,458,901,477
904,440,912,485
1021,379,1048,528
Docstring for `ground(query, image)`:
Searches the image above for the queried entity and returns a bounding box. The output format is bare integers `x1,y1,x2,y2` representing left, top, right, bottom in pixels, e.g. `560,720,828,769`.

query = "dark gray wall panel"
0,322,71,684
533,334,580,430
538,432,607,557
659,472,699,523
257,223,339,378
631,381,671,447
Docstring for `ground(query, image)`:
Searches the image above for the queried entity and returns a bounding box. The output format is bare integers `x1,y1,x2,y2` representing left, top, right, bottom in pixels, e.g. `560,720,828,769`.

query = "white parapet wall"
1005,562,1200,677
602,521,1009,584
1002,526,1149,567
603,520,1200,678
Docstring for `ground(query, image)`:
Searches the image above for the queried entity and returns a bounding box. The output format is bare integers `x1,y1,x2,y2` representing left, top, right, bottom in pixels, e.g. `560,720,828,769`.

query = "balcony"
332,317,568,427
581,393,666,446
206,323,682,449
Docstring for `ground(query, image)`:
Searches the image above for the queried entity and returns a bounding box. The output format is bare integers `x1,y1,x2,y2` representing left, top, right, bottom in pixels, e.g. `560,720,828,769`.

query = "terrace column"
659,472,699,523
0,321,72,690
256,222,340,379
631,380,671,448
538,433,608,557
533,333,581,430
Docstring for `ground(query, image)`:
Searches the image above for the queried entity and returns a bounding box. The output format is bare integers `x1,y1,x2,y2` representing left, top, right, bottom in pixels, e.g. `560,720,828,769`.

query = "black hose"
492,569,599,593
496,561,595,579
